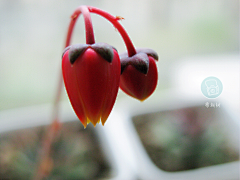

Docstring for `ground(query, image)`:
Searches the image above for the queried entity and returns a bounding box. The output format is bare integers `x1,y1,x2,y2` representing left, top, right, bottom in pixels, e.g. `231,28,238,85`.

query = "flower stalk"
34,5,158,179
34,5,96,179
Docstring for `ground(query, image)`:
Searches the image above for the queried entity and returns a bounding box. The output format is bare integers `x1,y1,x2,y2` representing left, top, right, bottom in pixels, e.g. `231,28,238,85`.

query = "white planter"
0,102,136,180
104,89,240,180
0,89,239,180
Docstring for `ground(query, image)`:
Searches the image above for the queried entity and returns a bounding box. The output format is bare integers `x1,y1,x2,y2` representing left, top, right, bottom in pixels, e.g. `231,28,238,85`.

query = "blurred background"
0,0,239,179
0,0,238,110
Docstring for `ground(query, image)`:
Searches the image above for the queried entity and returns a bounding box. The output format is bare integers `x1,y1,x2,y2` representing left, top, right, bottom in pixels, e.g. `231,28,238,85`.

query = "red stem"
35,5,137,179
81,6,95,44
53,6,95,123
34,6,96,180
67,6,136,57
87,6,137,57
66,5,95,46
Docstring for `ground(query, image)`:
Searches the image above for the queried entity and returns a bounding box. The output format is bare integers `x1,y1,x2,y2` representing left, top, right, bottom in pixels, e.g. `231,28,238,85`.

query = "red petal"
74,48,109,125
120,56,158,101
62,48,120,127
62,51,87,127
100,49,121,125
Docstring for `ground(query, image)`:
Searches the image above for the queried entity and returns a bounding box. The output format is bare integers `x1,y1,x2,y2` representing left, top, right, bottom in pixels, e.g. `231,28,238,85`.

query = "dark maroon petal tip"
136,48,159,61
120,52,149,74
63,43,117,64
68,44,89,64
91,43,114,63
62,46,71,59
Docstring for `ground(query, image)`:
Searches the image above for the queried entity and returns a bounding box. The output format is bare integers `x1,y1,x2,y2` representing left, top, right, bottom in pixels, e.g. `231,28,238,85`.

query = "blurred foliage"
133,106,239,171
0,121,111,179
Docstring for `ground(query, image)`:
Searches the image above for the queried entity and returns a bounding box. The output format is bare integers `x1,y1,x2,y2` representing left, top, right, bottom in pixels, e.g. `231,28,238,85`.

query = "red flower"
120,49,158,101
59,5,158,127
62,43,120,127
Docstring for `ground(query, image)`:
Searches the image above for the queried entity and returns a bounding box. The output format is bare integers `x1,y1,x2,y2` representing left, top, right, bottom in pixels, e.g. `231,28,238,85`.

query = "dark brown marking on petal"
120,52,149,74
62,46,71,59
136,48,159,61
91,43,114,63
68,44,89,64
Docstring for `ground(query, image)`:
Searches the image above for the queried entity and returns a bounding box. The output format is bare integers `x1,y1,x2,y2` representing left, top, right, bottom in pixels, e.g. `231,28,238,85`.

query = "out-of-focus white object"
0,90,239,180
106,90,240,180
171,54,239,116
0,102,137,180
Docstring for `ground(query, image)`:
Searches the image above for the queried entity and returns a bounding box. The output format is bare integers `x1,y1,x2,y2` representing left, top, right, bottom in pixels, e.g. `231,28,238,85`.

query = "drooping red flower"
60,5,158,127
119,49,158,101
62,43,121,127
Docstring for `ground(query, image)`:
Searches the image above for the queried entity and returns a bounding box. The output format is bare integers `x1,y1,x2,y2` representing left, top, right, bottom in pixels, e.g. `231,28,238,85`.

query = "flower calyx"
62,43,117,64
120,48,158,74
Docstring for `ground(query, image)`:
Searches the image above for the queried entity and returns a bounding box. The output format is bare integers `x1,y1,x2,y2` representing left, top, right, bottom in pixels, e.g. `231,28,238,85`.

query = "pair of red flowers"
62,6,158,128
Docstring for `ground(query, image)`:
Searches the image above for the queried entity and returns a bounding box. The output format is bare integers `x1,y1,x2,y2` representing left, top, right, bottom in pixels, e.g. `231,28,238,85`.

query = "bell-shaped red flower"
62,43,121,128
120,49,158,101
